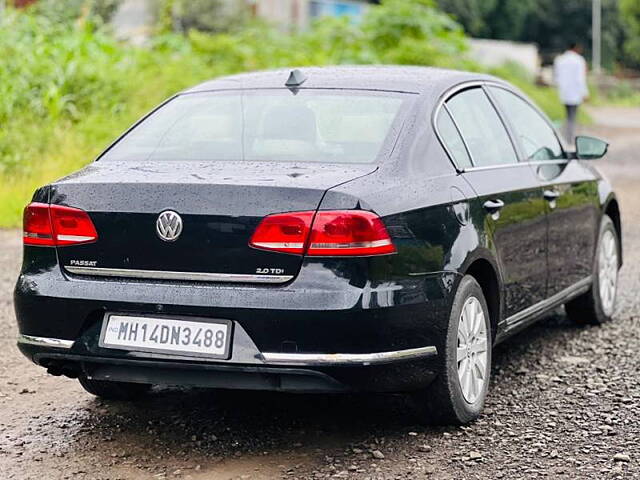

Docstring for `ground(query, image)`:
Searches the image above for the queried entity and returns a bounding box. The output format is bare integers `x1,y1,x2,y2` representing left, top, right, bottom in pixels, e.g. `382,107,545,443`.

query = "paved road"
1,108,639,479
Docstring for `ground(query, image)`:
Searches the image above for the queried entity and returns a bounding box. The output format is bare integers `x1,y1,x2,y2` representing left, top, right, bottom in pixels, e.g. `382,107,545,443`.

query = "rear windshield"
99,89,410,165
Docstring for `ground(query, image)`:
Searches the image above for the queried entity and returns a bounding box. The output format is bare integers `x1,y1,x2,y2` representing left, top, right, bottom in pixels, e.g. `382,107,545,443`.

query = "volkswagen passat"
14,67,621,424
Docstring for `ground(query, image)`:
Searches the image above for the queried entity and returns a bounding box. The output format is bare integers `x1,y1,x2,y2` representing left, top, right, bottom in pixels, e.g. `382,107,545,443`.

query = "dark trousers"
565,104,579,144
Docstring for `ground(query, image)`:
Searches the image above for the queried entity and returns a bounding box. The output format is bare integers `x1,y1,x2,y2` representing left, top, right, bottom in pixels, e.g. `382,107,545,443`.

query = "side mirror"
575,136,609,160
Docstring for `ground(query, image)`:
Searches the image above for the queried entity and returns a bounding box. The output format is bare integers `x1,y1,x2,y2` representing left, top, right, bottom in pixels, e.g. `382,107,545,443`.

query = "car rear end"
14,84,446,393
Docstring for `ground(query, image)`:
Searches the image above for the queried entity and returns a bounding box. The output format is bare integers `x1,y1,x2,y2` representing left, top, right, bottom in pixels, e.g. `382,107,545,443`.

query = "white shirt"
554,50,589,106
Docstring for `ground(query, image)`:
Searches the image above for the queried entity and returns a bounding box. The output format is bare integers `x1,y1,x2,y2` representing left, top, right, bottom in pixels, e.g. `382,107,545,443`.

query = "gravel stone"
613,453,631,463
371,450,385,460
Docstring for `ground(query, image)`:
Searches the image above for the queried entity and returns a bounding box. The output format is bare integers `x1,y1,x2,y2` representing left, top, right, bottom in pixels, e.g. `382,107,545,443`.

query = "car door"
440,86,548,319
488,86,600,297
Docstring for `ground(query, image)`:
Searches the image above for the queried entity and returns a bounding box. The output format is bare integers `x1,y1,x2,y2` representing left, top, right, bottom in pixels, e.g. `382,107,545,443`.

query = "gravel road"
1,107,639,479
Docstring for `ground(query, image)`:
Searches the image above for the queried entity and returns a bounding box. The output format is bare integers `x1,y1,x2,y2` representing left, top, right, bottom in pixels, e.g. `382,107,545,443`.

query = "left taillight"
23,202,98,247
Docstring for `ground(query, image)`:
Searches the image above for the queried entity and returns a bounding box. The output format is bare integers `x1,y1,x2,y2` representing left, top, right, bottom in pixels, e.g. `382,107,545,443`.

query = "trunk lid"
51,161,375,283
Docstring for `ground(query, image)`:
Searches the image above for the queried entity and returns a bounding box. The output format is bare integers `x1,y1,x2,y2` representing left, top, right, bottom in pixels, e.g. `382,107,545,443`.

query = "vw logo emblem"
156,210,183,242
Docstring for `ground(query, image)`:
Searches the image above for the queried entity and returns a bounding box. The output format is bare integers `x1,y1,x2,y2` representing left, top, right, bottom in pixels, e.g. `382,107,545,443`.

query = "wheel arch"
603,196,622,266
462,256,502,342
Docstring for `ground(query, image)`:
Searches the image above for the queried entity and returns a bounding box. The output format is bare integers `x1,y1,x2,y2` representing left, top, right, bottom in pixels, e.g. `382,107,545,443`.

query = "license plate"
99,314,231,359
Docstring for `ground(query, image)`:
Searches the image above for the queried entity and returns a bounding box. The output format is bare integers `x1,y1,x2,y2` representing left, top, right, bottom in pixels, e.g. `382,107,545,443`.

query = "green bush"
0,8,213,225
0,0,569,228
30,0,123,26
165,0,248,33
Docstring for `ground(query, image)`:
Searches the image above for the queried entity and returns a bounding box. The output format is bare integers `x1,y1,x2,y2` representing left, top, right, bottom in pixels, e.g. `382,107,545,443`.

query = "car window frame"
435,105,474,170
485,84,569,165
433,80,569,173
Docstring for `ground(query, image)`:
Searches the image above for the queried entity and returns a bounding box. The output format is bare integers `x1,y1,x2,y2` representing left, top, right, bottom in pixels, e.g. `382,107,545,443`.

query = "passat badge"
156,210,183,242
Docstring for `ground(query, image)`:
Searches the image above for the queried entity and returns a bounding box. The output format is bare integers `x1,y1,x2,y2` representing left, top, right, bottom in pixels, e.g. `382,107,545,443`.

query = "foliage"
437,0,626,69
30,0,123,26
362,0,468,66
0,1,570,228
0,8,211,225
155,0,249,34
435,0,497,38
620,0,640,67
186,0,470,70
489,0,535,40
521,0,623,64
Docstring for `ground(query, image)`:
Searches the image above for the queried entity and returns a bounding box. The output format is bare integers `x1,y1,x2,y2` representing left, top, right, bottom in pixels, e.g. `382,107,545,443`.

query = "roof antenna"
285,69,307,92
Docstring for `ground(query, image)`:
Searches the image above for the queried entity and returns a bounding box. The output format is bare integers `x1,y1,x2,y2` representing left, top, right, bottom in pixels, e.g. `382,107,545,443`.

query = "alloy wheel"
598,229,618,316
456,296,489,404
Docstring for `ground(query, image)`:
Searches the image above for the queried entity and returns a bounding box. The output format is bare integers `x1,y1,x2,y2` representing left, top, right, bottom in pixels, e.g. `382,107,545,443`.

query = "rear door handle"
483,199,505,213
543,190,561,201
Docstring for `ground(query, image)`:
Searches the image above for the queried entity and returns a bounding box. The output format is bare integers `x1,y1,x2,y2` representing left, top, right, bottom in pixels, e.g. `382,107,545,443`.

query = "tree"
521,0,624,68
435,0,496,37
362,0,468,65
489,0,535,40
620,0,640,66
437,0,626,69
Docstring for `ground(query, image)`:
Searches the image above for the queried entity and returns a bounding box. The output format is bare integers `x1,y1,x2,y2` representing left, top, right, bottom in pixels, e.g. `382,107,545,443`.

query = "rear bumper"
14,253,458,392
18,334,439,393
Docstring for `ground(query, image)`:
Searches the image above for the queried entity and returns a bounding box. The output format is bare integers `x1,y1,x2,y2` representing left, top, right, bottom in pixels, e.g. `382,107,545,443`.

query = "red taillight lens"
249,210,396,257
23,203,54,246
50,205,99,246
249,212,314,254
307,211,396,256
23,203,98,247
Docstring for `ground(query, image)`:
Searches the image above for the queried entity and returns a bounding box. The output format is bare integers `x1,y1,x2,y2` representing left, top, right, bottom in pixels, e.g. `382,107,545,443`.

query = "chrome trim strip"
251,242,304,249
506,276,592,327
64,266,294,284
261,345,437,366
57,234,96,242
459,162,531,172
18,335,74,349
457,159,571,173
18,331,436,366
310,239,393,249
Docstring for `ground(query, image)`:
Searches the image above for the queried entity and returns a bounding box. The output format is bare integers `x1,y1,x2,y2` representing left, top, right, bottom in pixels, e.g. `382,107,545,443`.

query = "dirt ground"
1,107,639,480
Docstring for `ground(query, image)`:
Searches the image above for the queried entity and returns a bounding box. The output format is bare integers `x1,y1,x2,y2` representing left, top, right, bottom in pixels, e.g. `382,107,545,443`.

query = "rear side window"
100,90,410,165
446,88,518,167
490,87,565,161
436,109,472,168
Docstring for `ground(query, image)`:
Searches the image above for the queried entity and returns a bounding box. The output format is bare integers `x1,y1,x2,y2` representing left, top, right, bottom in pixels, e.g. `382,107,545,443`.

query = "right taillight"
307,211,396,256
23,202,98,247
249,210,396,257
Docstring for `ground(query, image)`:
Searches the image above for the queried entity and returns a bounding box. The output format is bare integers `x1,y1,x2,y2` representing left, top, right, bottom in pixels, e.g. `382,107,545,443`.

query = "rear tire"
78,375,151,401
409,275,492,425
565,215,619,325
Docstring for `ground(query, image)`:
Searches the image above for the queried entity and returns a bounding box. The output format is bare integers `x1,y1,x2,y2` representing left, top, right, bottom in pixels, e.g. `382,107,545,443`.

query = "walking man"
554,42,589,144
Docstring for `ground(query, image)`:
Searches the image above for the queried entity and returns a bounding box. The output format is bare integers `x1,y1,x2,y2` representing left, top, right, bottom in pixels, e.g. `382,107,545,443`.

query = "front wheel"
410,275,492,425
565,215,620,325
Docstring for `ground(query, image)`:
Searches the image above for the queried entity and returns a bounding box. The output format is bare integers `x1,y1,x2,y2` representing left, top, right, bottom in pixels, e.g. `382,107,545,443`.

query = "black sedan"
14,66,621,425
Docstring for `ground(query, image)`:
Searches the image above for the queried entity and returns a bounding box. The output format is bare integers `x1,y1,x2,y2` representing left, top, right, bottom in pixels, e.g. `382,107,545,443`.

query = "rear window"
100,90,411,164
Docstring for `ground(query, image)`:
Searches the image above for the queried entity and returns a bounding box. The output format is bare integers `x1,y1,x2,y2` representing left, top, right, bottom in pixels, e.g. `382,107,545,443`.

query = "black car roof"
184,66,503,96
